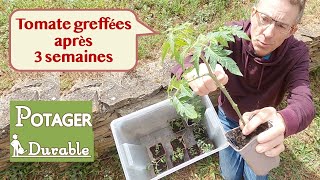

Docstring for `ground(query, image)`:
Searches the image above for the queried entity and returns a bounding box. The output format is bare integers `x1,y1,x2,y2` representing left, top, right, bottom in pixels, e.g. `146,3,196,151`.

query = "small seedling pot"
170,136,185,151
225,126,280,176
152,156,168,175
192,124,207,142
149,143,166,159
170,155,185,167
169,118,186,133
187,144,201,159
170,149,186,167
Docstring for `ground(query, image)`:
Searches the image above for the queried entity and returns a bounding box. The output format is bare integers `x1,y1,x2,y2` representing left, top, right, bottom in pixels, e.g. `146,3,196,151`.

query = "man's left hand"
240,107,286,157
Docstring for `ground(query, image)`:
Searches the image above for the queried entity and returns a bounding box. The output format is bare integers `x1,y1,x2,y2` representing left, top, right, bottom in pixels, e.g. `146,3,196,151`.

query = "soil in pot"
193,124,207,141
170,147,186,167
226,122,270,150
187,144,201,159
169,117,185,133
149,143,166,159
170,136,185,151
152,156,168,175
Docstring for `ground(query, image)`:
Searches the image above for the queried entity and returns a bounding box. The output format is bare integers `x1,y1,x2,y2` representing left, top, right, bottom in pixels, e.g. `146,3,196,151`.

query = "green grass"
0,148,125,179
0,52,15,93
192,154,221,179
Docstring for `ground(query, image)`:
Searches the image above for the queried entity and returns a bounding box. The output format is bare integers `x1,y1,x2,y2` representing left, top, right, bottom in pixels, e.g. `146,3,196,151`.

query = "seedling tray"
110,95,228,180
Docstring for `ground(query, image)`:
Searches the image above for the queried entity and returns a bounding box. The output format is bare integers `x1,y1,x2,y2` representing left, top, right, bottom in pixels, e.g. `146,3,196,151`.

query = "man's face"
250,0,300,56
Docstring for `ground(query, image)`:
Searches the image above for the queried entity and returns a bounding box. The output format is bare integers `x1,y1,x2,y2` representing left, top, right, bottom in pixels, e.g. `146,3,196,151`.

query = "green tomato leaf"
205,46,220,70
192,46,202,76
234,30,250,41
172,96,198,119
209,57,217,71
178,83,193,99
218,57,243,76
165,23,249,123
223,49,233,56
161,41,170,62
169,32,175,54
185,95,205,123
230,25,250,41
206,45,242,76
175,37,188,47
214,32,228,47
222,31,235,43
174,49,184,69
168,77,180,92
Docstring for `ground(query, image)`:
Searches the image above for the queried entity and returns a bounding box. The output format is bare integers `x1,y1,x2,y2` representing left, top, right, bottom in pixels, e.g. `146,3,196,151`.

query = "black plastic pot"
149,143,166,159
169,118,185,133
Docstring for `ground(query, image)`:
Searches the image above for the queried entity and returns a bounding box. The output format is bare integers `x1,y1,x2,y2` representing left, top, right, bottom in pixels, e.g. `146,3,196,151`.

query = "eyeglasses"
254,8,294,34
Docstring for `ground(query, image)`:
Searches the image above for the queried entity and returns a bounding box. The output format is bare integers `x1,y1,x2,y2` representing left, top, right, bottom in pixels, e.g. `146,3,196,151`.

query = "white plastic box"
110,95,228,180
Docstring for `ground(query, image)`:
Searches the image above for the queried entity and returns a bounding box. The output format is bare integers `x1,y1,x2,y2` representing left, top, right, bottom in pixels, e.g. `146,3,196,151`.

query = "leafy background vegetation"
0,0,319,179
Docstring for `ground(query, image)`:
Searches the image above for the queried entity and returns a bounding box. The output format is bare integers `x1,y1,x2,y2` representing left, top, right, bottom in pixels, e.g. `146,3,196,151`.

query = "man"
185,0,315,179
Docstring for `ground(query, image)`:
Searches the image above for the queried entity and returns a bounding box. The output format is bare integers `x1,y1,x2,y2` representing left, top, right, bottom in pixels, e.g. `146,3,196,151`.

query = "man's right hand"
185,63,228,96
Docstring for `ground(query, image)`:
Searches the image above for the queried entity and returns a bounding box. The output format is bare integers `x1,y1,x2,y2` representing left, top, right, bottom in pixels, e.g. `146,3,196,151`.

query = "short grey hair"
255,0,306,23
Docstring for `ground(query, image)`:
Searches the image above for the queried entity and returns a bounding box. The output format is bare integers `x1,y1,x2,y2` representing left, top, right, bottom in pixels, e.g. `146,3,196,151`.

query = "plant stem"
187,73,210,83
200,55,245,125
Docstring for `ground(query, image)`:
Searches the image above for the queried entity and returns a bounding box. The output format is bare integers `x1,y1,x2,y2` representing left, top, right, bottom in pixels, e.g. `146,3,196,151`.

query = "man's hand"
240,107,286,157
184,63,228,96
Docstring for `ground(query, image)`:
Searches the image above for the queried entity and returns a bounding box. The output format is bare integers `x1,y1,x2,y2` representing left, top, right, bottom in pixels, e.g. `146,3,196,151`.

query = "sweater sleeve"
278,50,315,137
171,55,194,78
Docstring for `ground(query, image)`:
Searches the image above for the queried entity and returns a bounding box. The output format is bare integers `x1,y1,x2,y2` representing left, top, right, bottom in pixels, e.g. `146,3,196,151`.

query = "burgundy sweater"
219,20,315,137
